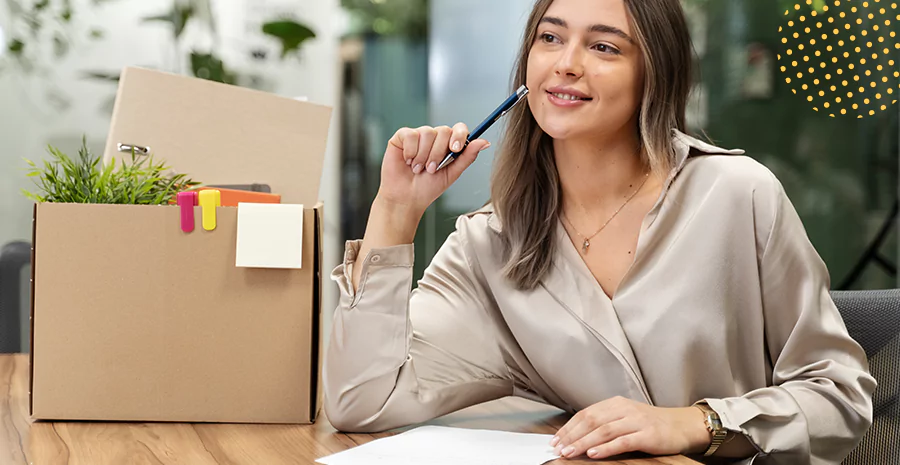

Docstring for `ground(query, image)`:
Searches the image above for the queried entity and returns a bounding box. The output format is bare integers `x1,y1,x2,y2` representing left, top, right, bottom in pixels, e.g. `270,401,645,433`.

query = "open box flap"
103,67,332,206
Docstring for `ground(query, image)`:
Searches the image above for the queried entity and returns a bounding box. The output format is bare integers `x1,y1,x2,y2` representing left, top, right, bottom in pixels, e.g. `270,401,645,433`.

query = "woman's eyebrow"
539,16,634,44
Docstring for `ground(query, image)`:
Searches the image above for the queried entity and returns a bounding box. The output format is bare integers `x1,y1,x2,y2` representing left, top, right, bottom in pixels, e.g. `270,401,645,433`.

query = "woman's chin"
536,122,579,141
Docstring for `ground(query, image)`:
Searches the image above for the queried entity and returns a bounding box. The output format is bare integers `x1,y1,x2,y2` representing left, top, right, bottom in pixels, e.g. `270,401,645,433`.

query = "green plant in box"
23,137,199,204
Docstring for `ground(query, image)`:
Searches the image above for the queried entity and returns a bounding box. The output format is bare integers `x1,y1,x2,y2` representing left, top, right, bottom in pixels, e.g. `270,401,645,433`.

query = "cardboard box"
29,67,332,424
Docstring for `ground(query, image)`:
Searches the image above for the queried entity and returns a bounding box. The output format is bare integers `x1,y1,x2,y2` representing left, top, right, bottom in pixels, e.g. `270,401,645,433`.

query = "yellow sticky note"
199,189,221,231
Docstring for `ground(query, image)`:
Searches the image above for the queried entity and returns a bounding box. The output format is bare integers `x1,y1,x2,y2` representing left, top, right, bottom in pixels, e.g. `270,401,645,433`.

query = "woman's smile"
546,86,593,107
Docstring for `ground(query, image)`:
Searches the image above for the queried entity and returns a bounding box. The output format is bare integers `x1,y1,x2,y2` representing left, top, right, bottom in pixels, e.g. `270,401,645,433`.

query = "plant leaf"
143,5,194,40
53,34,69,58
82,71,120,82
190,52,236,84
8,39,25,56
261,20,316,59
62,0,73,17
61,8,73,22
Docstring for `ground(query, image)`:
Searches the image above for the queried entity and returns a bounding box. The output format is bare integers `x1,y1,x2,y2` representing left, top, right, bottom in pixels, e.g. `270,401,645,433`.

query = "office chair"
832,289,900,465
0,241,30,353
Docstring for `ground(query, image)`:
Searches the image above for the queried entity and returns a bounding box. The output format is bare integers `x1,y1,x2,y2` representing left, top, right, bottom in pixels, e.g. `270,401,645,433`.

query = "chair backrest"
831,289,900,465
0,241,31,353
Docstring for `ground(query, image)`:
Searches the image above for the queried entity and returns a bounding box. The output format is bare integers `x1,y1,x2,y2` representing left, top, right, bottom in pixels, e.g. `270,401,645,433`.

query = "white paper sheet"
316,426,561,465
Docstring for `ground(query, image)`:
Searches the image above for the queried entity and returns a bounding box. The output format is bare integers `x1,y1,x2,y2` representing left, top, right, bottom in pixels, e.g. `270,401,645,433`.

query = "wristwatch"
694,402,728,456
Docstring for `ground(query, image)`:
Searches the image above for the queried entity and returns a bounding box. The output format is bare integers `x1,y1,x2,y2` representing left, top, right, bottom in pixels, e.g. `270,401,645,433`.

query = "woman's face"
526,0,644,142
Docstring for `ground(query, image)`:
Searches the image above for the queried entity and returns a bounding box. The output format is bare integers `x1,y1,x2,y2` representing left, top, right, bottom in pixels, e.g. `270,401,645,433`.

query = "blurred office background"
1,0,898,352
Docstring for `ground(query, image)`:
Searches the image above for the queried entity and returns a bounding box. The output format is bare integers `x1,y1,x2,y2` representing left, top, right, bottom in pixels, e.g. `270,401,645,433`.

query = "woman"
323,0,876,463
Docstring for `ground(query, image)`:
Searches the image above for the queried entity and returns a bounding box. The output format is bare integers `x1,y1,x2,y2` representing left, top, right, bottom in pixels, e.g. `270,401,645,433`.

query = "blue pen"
435,85,530,171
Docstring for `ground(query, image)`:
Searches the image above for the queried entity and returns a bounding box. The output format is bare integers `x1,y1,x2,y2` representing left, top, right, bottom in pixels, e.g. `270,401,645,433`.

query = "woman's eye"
540,33,559,44
593,43,620,55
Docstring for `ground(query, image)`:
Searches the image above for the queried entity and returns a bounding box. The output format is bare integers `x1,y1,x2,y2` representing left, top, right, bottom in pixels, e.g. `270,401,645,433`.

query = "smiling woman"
496,0,693,289
322,1,876,464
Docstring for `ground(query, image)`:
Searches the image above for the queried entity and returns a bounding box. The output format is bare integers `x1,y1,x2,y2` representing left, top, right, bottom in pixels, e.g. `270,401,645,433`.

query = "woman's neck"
554,132,648,215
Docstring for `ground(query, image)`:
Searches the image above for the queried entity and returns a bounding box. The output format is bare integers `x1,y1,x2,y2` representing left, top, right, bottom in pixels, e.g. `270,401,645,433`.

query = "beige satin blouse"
323,130,876,465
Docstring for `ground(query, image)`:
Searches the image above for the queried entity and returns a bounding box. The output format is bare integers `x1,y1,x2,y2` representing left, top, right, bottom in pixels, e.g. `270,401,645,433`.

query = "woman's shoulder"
436,205,503,272
680,146,781,197
674,133,789,224
449,205,504,254
458,204,502,237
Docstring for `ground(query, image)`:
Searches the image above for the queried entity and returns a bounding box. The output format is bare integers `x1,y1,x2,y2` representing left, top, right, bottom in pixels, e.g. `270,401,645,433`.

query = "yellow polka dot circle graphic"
779,0,900,118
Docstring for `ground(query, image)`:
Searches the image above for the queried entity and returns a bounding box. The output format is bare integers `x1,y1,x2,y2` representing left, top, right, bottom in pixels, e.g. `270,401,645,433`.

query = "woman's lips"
547,91,592,107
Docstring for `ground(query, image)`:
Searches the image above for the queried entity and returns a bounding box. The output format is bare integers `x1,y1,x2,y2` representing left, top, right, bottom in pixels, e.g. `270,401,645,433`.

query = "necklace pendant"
582,239,590,254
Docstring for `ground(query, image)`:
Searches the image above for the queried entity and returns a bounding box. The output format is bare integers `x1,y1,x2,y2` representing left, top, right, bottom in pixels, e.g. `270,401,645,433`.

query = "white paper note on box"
236,203,304,269
316,426,560,465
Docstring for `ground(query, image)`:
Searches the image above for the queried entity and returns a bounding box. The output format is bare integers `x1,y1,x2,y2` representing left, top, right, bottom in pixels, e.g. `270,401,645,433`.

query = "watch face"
709,416,724,431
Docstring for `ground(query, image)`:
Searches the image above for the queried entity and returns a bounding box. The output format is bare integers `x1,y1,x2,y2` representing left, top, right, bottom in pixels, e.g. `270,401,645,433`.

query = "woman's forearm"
352,196,424,291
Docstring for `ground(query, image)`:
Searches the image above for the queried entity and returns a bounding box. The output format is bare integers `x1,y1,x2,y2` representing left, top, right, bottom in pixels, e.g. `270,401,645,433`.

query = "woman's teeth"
551,92,588,101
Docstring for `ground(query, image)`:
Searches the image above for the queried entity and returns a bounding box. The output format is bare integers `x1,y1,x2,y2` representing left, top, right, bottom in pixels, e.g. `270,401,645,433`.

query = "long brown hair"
490,0,693,290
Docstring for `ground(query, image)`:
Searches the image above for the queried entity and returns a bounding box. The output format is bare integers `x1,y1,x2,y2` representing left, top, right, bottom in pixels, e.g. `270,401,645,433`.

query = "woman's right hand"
351,123,489,290
376,123,490,218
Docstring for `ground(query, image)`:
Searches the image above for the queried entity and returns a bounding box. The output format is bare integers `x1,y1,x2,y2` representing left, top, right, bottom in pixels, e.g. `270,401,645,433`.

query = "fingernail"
452,141,461,152
554,446,562,455
413,164,423,174
550,436,559,447
427,161,437,173
562,446,575,457
484,142,492,149
587,449,596,458
406,158,413,165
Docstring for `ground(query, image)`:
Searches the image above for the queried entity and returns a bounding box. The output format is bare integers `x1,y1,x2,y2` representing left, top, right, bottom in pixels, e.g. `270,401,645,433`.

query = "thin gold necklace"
561,170,651,255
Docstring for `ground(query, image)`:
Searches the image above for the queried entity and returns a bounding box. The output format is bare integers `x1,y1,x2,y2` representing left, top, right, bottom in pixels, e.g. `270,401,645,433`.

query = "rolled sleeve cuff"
331,240,415,302
701,397,770,459
704,397,760,432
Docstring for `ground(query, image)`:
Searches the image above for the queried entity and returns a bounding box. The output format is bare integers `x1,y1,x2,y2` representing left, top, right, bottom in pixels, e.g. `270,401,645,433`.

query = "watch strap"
694,402,728,456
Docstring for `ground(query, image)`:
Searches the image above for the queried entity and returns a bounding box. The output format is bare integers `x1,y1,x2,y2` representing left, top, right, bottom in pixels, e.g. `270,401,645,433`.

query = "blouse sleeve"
322,214,513,433
702,172,877,464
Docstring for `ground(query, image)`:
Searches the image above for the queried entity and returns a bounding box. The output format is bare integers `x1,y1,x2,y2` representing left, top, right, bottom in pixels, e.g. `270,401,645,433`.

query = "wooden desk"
1,355,699,464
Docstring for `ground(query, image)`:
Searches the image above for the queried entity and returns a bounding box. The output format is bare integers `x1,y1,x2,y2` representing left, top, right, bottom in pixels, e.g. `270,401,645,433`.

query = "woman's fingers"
586,432,646,460
554,399,625,454
387,127,420,165
443,139,489,181
559,418,637,459
450,122,469,154
389,122,483,177
425,126,454,174
553,413,596,456
436,122,476,175
411,126,438,174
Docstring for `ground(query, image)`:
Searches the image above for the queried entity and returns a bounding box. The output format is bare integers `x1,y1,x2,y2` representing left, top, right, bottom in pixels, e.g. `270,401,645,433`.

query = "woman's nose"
554,43,584,78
